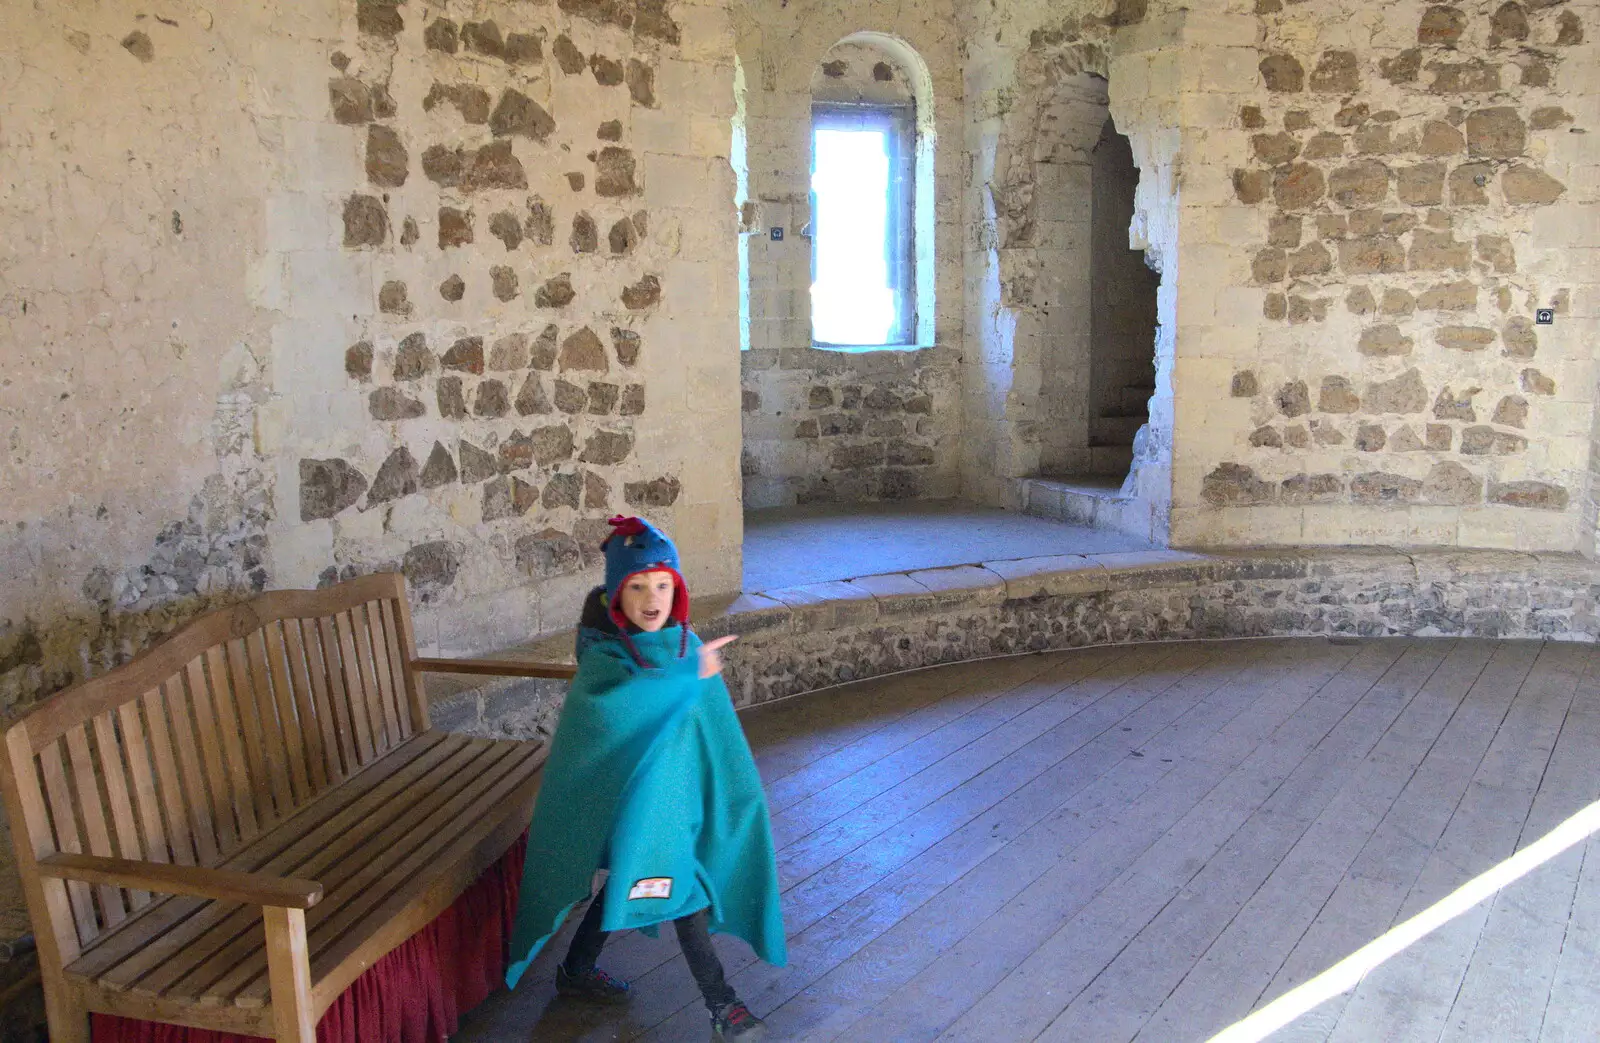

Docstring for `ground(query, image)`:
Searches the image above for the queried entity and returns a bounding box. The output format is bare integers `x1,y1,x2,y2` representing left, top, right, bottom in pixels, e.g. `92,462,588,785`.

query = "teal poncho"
505,625,786,988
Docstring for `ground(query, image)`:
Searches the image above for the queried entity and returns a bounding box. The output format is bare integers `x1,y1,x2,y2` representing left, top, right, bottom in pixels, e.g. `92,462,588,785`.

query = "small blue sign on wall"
1536,308,1555,325
770,226,784,241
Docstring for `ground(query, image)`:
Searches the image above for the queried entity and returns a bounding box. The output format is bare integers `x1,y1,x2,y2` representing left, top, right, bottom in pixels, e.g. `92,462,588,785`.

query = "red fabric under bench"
91,834,526,1043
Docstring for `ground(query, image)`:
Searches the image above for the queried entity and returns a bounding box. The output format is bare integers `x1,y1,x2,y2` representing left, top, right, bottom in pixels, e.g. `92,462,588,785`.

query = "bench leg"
43,973,89,1043
264,906,317,1043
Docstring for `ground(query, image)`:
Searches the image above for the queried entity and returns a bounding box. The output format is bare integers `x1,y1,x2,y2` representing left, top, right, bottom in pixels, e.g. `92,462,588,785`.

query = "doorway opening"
1085,114,1159,480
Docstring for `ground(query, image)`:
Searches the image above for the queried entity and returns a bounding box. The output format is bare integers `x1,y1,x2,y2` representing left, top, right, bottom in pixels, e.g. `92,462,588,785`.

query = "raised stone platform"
429,546,1600,741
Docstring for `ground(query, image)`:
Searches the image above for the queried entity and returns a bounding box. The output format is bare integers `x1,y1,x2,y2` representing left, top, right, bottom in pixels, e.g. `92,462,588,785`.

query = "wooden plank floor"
451,637,1600,1042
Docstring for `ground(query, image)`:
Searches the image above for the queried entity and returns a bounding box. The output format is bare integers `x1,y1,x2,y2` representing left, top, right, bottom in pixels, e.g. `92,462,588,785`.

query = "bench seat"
63,731,543,1034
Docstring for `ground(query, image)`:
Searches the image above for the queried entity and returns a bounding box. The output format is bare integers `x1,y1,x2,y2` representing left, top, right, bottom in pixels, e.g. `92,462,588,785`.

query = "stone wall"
0,0,742,717
735,12,965,508
0,1,300,715
308,0,742,657
711,548,1600,705
430,545,1600,733
741,345,962,506
1168,0,1598,551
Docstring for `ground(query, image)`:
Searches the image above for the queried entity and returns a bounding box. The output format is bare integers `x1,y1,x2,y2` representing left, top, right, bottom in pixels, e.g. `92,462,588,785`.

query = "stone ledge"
427,546,1600,732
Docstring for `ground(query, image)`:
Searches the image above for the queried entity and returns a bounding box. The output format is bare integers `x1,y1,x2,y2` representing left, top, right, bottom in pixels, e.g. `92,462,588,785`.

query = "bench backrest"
0,573,428,965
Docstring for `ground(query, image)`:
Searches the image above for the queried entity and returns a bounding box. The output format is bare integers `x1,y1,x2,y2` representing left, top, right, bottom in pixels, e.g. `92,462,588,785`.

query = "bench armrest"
411,656,577,680
37,854,322,910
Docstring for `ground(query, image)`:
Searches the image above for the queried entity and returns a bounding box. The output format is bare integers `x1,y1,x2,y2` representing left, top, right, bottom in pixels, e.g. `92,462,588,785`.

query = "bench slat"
359,606,399,754
39,741,97,941
79,733,464,990
366,602,407,748
160,739,515,1003
351,606,398,754
329,615,376,767
202,647,257,845
170,669,225,863
140,687,195,867
117,700,170,870
284,620,336,791
243,630,297,819
92,712,150,910
270,621,321,799
307,619,357,781
387,593,431,734
377,599,420,737
67,724,128,928
225,639,278,834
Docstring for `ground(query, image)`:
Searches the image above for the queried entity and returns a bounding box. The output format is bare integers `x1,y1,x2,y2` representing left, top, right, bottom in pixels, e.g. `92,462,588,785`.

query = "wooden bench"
0,573,575,1043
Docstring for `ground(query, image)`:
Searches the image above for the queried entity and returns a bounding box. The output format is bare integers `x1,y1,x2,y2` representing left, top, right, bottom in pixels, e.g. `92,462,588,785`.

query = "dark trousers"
564,898,737,1011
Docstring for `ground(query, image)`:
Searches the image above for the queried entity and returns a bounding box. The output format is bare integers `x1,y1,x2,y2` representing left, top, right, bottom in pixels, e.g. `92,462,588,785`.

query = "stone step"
1089,414,1147,447
1118,383,1156,415
1020,475,1155,543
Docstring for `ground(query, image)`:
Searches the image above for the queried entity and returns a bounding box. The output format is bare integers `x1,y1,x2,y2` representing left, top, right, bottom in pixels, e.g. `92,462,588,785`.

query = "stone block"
1436,325,1496,352
1358,324,1412,356
1465,108,1527,159
1276,380,1311,417
842,572,945,617
1259,53,1305,92
1418,280,1476,311
1351,471,1421,504
1365,368,1427,413
1396,163,1445,205
1273,164,1326,209
1502,316,1539,358
1409,229,1471,271
1339,237,1407,275
1319,376,1360,413
1448,162,1494,205
1418,5,1466,45
905,565,1008,608
1381,289,1416,316
1502,166,1566,205
698,594,791,641
984,556,1109,600
1422,461,1482,505
1093,551,1214,589
1329,161,1391,207
765,581,878,632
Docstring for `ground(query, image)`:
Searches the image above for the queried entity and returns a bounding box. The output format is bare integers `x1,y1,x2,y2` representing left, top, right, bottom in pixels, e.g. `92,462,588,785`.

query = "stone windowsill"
809,342,931,354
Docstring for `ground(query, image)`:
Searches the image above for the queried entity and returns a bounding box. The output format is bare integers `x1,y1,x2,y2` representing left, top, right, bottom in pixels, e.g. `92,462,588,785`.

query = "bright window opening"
810,106,914,347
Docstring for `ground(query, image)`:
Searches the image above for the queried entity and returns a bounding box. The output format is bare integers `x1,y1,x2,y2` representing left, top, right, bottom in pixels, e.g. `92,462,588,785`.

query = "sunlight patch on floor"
1207,796,1600,1043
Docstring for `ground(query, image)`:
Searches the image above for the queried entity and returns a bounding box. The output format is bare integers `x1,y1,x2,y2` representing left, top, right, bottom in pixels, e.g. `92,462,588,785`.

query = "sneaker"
711,1000,766,1041
555,963,631,1005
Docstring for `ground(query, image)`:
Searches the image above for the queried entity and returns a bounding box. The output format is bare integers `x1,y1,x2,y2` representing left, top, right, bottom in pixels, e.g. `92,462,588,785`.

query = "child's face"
618,570,676,632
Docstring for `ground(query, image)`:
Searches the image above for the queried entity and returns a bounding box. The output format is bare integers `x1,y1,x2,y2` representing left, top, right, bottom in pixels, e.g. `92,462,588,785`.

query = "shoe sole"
712,1024,766,1042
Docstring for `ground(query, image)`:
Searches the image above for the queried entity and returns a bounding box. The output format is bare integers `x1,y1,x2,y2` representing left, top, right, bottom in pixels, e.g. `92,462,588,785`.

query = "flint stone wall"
436,547,1600,740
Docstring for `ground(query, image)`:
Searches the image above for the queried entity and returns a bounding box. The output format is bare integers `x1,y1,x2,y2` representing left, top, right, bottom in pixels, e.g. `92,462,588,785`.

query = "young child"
505,516,786,1041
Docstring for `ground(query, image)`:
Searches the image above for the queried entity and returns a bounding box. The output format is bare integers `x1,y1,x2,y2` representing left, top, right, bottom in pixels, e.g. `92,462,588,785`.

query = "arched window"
808,35,934,350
